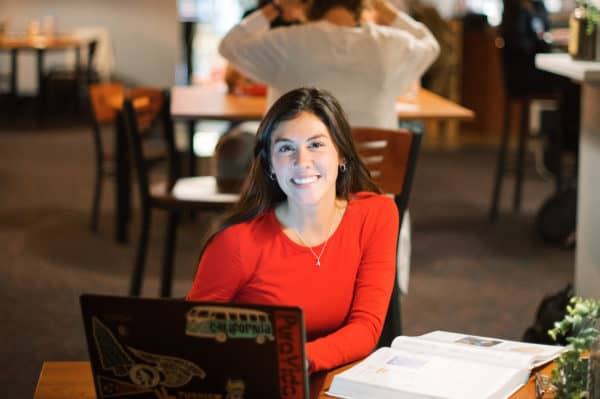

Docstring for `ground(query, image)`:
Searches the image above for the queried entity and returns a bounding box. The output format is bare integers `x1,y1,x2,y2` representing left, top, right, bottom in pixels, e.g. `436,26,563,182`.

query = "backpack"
522,284,573,345
536,188,577,248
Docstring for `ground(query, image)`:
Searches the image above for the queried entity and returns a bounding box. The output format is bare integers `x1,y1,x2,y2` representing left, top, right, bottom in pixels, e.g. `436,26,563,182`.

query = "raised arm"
218,4,299,87
368,0,440,91
306,196,400,372
390,10,440,82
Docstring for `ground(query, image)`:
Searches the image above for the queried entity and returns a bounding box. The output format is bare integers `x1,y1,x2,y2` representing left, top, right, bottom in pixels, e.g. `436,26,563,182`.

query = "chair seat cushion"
172,176,239,203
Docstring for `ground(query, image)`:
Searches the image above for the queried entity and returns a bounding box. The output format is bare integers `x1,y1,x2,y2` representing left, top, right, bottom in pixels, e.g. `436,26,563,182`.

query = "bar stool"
489,37,558,221
490,92,557,221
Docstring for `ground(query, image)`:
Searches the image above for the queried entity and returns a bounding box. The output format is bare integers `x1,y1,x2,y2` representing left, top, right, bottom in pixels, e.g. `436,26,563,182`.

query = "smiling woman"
186,88,399,373
270,112,342,210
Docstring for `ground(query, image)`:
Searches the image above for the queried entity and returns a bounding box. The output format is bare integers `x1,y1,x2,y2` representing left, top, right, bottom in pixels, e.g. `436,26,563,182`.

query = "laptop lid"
80,294,309,399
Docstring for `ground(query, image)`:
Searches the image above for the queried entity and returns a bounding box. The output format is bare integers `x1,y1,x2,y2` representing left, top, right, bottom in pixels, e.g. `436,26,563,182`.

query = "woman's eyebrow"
307,134,328,141
272,137,293,144
273,134,328,144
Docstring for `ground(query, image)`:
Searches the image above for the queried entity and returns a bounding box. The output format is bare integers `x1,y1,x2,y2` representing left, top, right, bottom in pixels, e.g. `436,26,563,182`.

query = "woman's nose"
294,147,312,167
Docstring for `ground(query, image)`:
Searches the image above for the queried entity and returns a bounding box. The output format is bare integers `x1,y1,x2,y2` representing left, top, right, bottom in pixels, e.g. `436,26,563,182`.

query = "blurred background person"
225,0,309,94
501,0,580,159
219,0,440,128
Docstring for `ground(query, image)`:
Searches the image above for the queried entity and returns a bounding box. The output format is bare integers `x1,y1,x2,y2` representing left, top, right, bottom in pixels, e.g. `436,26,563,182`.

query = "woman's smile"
291,175,320,186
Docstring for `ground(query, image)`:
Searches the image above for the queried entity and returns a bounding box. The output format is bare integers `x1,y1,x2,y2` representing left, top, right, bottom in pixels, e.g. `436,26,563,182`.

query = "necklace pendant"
316,259,321,267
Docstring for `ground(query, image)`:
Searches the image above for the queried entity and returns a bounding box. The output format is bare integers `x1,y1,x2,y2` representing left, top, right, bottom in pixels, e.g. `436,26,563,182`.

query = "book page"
414,331,564,368
389,336,532,370
328,347,528,399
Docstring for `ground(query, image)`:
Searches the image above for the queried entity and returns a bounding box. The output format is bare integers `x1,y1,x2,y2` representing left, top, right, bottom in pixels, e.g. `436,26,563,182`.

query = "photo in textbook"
327,330,565,399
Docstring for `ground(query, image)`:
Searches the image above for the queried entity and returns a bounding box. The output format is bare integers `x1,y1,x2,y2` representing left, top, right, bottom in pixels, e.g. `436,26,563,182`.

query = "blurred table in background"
0,34,85,121
170,85,475,162
171,85,474,123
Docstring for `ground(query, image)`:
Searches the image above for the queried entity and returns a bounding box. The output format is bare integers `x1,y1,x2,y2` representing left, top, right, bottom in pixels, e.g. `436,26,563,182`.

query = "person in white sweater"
219,0,440,297
219,0,440,129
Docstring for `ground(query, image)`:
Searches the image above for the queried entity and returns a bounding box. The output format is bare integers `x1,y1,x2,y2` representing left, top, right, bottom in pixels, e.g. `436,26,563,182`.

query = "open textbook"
327,330,565,399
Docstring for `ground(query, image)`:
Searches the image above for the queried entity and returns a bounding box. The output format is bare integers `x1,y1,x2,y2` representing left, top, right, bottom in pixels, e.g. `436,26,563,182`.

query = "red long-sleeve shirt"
187,192,399,372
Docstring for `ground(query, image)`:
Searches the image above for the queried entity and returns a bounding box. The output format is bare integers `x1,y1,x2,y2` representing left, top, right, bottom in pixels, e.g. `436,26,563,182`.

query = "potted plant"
548,297,600,398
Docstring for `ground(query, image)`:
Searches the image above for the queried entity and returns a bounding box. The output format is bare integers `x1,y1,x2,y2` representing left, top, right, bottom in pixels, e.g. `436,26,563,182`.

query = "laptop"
80,294,309,399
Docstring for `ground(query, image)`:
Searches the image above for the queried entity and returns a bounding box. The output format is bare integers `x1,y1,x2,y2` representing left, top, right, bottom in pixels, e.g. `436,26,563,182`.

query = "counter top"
536,53,600,82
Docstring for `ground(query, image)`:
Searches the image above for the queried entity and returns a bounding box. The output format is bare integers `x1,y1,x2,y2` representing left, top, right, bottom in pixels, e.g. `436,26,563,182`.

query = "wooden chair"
88,82,125,232
351,127,422,347
122,90,238,297
88,83,165,233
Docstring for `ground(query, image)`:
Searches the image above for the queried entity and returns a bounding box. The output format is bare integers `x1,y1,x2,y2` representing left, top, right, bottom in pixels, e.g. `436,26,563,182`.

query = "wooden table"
170,85,474,122
0,34,86,121
33,360,550,398
170,85,474,175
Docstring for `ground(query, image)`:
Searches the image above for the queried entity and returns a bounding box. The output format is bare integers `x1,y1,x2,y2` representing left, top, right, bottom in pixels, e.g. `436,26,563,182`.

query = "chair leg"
490,99,512,221
552,105,565,193
187,121,196,177
129,209,151,296
160,210,179,298
90,169,103,232
514,99,530,212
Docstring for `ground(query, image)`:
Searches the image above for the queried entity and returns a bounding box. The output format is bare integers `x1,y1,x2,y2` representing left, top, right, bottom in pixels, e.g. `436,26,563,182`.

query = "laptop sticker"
127,347,206,387
225,379,246,399
128,364,161,388
96,375,153,397
93,316,207,395
92,316,136,377
185,305,275,344
274,310,304,399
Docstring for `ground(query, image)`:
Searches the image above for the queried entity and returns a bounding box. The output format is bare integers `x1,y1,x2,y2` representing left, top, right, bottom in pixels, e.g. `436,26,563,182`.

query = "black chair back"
86,40,99,84
121,89,166,212
351,127,422,347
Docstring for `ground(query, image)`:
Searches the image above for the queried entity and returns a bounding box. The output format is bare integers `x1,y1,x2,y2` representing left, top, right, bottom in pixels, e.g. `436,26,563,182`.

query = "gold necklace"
295,228,331,267
294,208,340,267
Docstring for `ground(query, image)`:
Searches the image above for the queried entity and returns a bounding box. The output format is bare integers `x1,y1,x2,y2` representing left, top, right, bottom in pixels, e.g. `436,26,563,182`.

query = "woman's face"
269,111,342,209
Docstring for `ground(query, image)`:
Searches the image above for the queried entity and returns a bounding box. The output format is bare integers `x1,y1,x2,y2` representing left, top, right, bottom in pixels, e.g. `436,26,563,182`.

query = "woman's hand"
261,2,281,22
277,0,308,23
368,0,400,26
262,0,307,24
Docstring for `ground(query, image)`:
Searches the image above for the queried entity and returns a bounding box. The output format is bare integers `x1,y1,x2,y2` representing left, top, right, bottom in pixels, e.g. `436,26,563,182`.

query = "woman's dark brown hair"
307,0,364,22
198,87,380,254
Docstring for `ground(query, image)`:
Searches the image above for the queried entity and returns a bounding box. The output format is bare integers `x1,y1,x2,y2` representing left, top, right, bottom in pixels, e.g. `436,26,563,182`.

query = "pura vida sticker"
274,310,304,399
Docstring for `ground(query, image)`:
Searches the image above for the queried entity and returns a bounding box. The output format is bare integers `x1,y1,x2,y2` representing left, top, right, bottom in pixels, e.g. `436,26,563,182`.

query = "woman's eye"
309,141,325,149
277,144,294,153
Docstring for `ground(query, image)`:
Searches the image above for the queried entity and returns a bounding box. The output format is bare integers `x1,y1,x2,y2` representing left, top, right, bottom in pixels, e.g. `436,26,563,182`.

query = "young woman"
218,0,439,286
187,88,399,373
